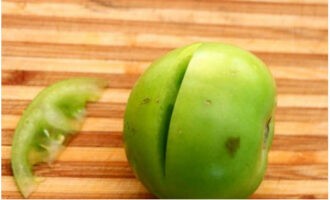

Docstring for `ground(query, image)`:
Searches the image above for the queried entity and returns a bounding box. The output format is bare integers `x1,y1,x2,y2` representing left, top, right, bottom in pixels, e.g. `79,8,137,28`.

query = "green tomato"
11,78,107,198
124,42,276,198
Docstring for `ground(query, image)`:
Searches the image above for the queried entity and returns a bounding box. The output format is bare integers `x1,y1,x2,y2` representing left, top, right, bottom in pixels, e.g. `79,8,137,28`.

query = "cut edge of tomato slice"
11,78,108,198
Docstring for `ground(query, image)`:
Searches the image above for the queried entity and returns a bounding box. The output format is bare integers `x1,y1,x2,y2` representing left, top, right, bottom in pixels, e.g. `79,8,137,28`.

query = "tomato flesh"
11,78,107,198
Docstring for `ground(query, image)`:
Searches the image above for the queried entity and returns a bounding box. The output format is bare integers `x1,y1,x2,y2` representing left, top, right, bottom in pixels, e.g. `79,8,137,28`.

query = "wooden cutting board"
2,0,328,198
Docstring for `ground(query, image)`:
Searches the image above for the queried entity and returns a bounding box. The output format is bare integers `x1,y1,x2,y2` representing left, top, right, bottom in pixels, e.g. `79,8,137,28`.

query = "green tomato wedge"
11,78,108,198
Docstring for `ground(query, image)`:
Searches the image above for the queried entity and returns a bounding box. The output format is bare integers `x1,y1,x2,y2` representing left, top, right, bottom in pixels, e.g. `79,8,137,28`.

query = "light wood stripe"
2,146,128,162
2,86,130,103
275,121,327,136
2,176,150,195
1,146,126,162
2,100,327,121
2,146,328,164
1,191,154,199
270,66,328,81
253,180,327,196
269,150,328,165
4,0,329,4
277,95,327,108
2,113,327,136
229,0,327,3
2,56,150,74
2,192,152,199
2,86,328,108
265,164,328,180
3,1,327,29
251,194,327,199
3,28,327,54
1,159,327,180
3,56,328,80
3,15,328,41
1,177,328,198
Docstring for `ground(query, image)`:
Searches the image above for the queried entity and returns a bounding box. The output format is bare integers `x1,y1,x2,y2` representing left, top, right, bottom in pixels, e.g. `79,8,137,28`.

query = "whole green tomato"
123,42,276,198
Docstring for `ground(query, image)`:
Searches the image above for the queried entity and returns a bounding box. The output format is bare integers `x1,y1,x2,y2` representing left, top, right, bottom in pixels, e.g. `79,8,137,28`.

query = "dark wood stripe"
2,130,124,147
65,131,124,147
2,129,327,151
271,135,328,151
258,52,327,68
1,191,155,199
276,79,327,95
87,0,329,16
3,15,327,40
2,99,328,122
275,107,327,122
2,70,140,89
4,0,327,16
2,159,134,178
3,41,328,67
2,70,328,94
2,41,169,62
2,158,327,180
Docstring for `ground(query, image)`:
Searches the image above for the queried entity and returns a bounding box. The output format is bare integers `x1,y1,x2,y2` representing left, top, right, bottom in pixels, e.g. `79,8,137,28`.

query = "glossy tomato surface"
124,42,276,198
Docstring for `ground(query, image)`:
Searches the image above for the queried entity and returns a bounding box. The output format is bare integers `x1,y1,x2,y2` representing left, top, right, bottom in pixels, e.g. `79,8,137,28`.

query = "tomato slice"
11,78,108,198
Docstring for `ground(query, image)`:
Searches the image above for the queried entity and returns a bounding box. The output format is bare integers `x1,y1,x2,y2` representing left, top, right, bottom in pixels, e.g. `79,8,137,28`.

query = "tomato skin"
11,78,107,198
124,43,276,198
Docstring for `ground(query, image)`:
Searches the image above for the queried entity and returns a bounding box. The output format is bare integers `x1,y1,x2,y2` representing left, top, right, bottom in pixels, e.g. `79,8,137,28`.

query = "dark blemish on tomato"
141,98,151,105
131,127,137,135
225,136,240,157
205,99,212,105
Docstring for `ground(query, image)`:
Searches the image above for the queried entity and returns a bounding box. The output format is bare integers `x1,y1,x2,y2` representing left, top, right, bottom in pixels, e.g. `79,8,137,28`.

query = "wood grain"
2,114,328,136
2,100,328,121
3,28,328,54
3,15,328,40
1,70,328,94
2,1,327,29
3,57,328,80
2,0,328,198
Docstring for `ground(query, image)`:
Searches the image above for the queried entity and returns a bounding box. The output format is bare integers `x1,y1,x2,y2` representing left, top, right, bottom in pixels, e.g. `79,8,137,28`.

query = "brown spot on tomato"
205,99,212,105
141,98,151,105
225,136,240,157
